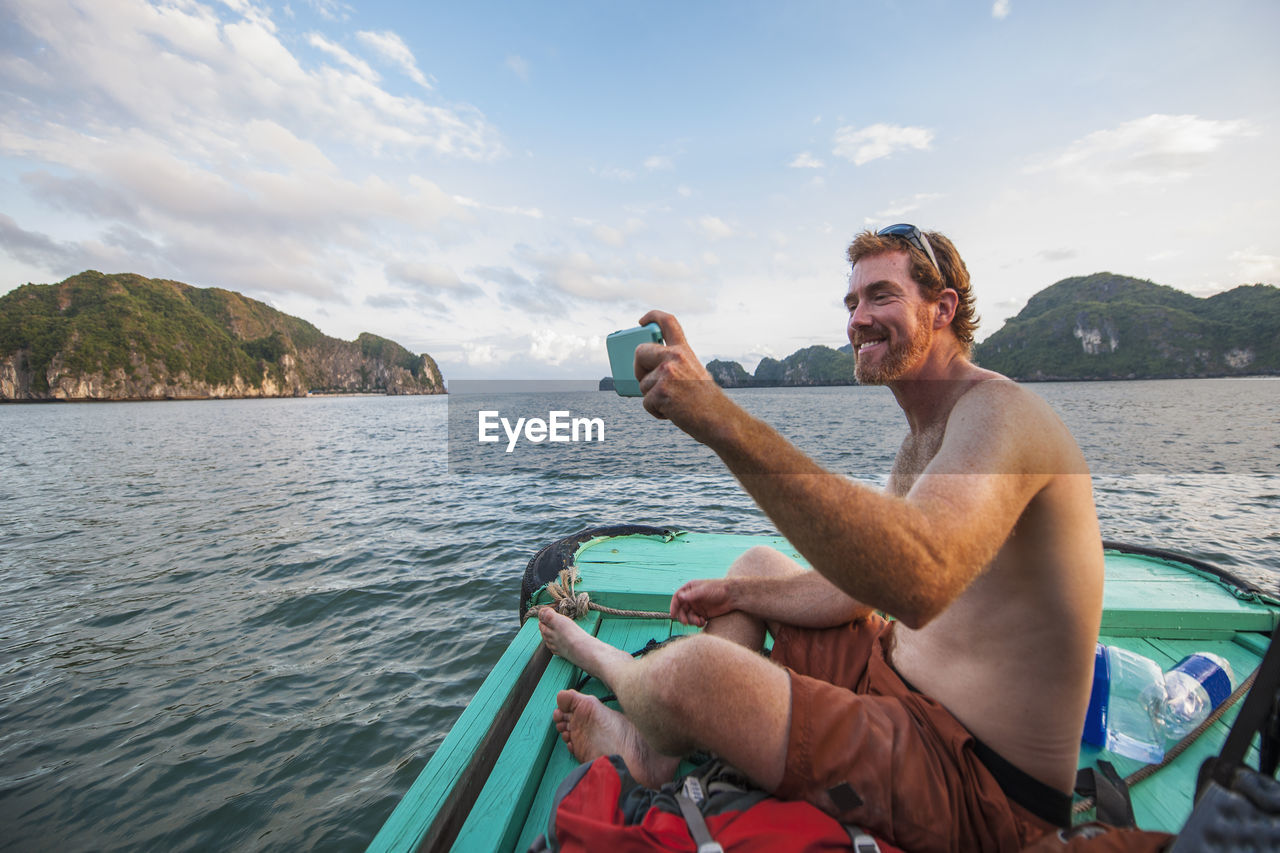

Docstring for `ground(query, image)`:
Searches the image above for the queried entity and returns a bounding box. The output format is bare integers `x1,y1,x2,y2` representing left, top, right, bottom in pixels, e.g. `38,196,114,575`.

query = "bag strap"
1074,761,1136,828
1197,623,1280,798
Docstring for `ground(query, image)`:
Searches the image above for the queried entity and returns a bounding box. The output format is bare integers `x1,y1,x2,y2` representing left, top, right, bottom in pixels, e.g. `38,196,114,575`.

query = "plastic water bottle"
1152,653,1235,740
1082,645,1236,764
1087,644,1168,763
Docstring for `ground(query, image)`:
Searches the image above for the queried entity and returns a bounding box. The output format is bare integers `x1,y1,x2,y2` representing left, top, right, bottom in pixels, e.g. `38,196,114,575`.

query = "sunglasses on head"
877,223,940,275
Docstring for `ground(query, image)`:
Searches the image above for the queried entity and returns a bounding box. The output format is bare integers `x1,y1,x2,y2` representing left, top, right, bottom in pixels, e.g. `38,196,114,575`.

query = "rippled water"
0,380,1276,851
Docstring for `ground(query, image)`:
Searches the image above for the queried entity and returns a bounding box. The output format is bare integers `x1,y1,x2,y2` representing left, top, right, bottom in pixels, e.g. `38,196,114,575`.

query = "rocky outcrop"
0,271,445,401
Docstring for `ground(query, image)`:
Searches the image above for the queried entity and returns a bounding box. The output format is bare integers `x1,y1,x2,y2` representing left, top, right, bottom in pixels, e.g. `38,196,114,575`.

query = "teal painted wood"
1100,550,1279,638
513,617,700,852
371,532,1280,849
449,610,601,853
366,618,546,853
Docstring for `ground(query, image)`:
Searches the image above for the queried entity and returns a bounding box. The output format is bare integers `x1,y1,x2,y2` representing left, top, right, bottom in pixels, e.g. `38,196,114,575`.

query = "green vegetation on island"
0,271,444,401
972,274,1280,380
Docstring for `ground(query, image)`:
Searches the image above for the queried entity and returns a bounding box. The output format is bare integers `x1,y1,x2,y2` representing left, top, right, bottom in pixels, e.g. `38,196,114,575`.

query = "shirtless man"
538,225,1104,851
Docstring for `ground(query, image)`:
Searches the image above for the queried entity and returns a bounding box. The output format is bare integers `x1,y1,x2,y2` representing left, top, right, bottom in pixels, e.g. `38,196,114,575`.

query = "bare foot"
537,607,591,664
537,607,629,680
554,689,680,788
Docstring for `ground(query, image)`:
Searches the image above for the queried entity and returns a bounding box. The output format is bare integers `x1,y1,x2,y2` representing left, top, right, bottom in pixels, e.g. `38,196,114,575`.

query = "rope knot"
546,568,592,619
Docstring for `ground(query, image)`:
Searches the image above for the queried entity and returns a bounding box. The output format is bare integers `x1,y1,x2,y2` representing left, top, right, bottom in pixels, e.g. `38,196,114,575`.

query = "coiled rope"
523,567,672,622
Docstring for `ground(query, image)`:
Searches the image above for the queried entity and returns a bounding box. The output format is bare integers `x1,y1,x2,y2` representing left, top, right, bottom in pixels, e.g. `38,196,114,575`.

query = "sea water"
0,379,1277,850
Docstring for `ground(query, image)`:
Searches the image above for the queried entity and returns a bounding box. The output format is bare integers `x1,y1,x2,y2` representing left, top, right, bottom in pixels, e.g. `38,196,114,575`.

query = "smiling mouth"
855,339,887,354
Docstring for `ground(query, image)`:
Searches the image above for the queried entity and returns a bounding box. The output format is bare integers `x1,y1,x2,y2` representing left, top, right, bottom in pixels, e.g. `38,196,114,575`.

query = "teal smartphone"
606,322,663,396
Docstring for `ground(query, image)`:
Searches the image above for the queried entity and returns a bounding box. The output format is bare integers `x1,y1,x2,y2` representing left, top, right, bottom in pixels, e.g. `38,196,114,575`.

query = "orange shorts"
771,614,1069,853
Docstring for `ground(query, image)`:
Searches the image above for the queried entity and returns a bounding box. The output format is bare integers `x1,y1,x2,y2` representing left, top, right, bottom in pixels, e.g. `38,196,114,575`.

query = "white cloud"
506,54,530,81
992,0,1011,19
529,330,604,366
867,193,943,223
644,155,674,171
0,0,507,299
592,165,636,182
462,342,501,366
1032,114,1253,185
593,225,626,247
697,215,733,240
454,195,543,219
385,260,482,297
308,33,377,82
305,0,351,22
1230,249,1280,283
832,123,934,165
356,29,434,89
527,250,631,301
788,151,824,169
677,185,693,198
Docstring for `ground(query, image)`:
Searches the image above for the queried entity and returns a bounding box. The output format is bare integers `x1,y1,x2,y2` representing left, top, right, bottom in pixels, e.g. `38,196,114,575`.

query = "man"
537,225,1104,851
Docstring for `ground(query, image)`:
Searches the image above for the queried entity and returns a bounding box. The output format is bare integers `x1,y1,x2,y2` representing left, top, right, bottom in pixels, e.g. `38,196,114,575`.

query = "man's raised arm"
634,311,1076,629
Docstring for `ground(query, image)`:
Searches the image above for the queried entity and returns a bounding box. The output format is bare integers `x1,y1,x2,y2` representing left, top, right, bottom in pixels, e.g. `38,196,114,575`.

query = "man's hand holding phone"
631,310,733,444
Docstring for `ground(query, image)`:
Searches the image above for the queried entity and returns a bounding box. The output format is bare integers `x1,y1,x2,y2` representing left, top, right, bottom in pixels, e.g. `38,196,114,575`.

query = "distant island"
0,271,444,401
598,273,1278,388
972,273,1278,380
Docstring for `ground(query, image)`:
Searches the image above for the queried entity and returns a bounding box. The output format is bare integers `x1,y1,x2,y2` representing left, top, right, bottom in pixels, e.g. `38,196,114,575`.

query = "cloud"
697,215,733,240
1230,249,1280,283
832,123,935,165
1031,114,1253,185
867,193,943,223
0,0,507,299
309,33,378,82
592,166,636,182
644,155,674,171
0,214,83,270
1036,248,1078,262
305,0,352,22
526,250,631,301
471,264,568,316
528,330,604,367
788,151,824,169
356,29,434,89
992,0,1011,19
385,259,483,297
506,54,530,81
454,195,544,219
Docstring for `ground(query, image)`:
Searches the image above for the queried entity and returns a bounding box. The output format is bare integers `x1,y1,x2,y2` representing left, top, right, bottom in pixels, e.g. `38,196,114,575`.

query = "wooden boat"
367,526,1280,852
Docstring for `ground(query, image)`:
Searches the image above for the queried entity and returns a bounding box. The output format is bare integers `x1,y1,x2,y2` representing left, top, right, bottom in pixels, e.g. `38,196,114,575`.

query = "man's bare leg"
539,607,790,791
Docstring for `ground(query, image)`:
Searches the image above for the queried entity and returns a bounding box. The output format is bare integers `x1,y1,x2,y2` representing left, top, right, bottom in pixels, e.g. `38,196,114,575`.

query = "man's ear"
934,289,958,329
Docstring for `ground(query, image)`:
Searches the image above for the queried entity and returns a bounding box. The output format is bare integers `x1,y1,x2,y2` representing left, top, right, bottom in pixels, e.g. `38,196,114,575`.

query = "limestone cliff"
0,271,444,401
973,274,1280,380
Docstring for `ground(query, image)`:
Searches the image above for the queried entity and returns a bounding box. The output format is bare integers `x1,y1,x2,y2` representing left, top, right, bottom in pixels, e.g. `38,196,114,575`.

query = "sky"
2,0,1278,380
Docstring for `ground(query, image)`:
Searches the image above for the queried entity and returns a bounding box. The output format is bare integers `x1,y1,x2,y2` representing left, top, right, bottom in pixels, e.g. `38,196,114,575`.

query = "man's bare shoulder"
944,374,1087,475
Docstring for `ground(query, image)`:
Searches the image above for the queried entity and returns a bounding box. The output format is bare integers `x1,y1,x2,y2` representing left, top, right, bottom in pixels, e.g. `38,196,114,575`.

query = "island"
0,271,444,401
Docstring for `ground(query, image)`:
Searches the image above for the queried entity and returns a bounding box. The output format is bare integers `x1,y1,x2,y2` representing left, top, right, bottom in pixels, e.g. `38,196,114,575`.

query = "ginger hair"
846,228,979,351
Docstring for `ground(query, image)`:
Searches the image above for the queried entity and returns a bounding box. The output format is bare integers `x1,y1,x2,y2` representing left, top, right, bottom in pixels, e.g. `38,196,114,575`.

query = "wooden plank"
366,618,548,853
449,611,601,853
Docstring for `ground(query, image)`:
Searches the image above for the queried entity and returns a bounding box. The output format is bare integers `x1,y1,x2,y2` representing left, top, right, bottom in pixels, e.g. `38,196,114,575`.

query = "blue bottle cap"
1172,653,1232,709
1082,643,1109,746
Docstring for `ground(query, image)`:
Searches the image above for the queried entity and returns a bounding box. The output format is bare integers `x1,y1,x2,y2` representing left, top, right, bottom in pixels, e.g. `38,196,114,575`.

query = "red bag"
531,755,902,853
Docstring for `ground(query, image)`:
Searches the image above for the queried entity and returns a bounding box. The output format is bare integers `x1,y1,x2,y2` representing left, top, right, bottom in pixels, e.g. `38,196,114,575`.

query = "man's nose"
849,302,873,328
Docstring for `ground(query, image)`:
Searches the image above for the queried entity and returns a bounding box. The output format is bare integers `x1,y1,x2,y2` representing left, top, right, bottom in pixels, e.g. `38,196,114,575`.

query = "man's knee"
727,545,804,580
640,634,734,710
